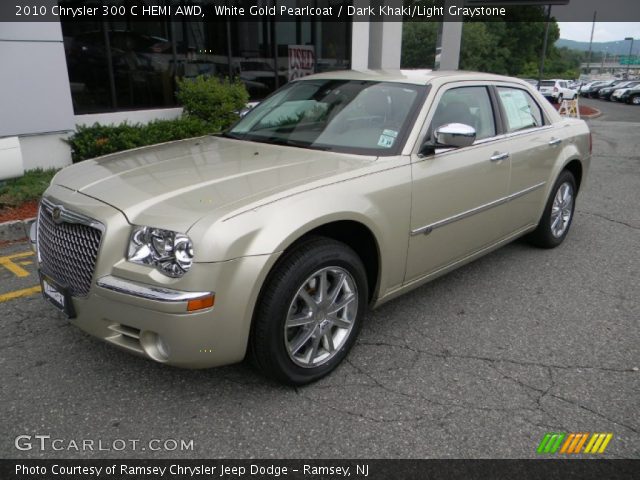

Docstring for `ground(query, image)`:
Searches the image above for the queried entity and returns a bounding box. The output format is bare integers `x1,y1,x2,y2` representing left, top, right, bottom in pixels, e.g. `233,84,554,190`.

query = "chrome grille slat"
37,201,103,297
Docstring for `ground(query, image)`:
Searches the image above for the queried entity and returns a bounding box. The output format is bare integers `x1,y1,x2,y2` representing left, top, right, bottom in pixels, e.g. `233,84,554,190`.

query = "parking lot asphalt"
1,101,638,460
580,96,640,123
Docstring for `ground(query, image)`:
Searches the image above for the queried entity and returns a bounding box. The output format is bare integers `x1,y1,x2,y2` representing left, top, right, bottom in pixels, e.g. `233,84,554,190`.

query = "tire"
556,94,563,104
631,95,640,106
527,170,577,249
250,236,368,385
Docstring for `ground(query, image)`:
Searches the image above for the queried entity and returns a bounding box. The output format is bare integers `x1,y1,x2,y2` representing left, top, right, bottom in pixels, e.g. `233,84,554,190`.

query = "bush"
66,116,213,163
65,75,249,163
0,168,59,207
176,75,249,130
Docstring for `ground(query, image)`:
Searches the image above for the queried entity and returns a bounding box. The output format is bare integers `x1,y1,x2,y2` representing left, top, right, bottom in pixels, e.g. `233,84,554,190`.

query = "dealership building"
0,1,414,178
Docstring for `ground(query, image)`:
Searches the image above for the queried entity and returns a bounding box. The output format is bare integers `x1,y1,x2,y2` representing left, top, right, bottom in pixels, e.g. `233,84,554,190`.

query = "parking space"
0,103,638,459
0,243,40,303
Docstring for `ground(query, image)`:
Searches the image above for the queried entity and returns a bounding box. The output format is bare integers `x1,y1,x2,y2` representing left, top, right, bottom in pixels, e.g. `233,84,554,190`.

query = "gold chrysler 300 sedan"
32,70,591,384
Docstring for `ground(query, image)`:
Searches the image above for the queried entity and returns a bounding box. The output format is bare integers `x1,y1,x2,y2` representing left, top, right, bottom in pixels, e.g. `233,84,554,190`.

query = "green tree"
401,4,565,78
401,21,438,68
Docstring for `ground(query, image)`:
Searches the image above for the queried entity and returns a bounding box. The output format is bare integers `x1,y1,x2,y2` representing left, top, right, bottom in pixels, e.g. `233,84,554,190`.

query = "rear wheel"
527,170,577,248
251,237,368,385
556,94,563,104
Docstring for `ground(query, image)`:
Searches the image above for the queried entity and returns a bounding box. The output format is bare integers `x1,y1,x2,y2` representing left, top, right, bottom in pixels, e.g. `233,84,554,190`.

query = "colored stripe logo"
537,433,612,454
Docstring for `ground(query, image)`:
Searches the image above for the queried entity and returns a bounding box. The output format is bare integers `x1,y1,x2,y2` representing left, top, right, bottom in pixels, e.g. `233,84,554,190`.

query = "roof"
299,69,522,86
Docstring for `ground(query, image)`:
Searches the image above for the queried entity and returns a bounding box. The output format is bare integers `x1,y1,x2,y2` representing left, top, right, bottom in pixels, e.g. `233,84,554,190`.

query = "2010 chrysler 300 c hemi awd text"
32,70,591,384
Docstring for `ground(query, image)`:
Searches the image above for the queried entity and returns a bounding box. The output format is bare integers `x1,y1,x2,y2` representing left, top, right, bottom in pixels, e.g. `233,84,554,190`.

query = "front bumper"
67,255,277,368
35,185,280,369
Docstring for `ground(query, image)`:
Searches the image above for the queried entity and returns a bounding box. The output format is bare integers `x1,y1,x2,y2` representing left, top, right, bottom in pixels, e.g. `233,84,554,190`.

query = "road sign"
619,56,640,65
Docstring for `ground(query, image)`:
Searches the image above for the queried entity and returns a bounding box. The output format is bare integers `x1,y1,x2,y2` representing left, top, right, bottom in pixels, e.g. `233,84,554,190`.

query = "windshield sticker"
382,129,398,138
377,134,395,148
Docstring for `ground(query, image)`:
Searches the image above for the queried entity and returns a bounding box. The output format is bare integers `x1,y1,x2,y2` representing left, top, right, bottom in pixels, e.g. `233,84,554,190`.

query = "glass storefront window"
60,1,351,114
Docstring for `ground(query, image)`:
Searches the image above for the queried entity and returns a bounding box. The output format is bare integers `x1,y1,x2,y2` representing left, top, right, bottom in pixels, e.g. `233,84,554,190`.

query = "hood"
53,136,372,232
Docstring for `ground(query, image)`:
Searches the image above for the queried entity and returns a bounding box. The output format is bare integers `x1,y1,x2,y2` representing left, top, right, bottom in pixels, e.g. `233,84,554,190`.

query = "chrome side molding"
411,182,546,236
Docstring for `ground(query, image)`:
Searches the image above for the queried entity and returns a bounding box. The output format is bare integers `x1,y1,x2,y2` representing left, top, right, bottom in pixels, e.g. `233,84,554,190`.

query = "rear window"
540,81,555,87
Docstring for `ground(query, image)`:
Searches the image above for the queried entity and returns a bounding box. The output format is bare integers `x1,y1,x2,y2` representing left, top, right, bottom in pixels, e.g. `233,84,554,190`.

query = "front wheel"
527,170,577,248
630,95,640,106
250,237,368,385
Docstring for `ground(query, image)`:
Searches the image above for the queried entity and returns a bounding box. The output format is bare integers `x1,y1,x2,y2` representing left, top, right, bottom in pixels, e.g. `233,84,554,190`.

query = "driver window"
430,86,496,141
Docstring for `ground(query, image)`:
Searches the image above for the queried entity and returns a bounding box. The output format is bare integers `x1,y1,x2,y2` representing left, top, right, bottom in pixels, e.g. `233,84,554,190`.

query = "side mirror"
434,123,476,148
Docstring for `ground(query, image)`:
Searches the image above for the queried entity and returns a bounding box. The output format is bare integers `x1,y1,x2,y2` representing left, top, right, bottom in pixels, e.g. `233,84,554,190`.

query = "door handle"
548,138,562,146
490,152,510,162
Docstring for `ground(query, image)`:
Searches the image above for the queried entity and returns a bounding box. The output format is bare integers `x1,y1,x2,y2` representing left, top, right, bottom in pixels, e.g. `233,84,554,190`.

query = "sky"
558,22,640,43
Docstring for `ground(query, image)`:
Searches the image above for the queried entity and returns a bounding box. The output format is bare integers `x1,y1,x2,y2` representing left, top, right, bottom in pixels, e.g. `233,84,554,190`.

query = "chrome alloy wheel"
550,182,574,238
284,266,358,368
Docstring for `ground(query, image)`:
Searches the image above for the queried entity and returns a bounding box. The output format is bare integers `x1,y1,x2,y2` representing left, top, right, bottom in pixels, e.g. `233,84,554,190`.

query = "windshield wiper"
219,132,331,151
242,136,332,151
218,131,243,140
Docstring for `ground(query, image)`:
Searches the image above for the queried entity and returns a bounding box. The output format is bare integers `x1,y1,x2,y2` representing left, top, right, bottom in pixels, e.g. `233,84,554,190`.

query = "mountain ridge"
557,38,638,55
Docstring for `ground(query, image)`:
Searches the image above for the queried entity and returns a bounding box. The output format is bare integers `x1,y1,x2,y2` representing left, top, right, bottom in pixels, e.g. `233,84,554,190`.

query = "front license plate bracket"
39,272,77,318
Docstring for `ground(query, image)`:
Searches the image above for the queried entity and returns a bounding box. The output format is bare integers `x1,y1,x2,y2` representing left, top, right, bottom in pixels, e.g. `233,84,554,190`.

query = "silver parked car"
32,70,591,384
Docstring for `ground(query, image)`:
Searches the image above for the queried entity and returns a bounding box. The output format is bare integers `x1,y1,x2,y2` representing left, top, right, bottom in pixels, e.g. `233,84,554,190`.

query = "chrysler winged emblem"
52,207,63,224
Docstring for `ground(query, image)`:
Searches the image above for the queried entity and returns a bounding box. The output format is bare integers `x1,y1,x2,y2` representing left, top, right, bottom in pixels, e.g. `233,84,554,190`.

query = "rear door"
493,85,559,232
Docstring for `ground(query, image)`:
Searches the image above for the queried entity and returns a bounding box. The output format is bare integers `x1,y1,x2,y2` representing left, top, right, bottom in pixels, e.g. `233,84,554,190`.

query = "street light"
625,37,634,79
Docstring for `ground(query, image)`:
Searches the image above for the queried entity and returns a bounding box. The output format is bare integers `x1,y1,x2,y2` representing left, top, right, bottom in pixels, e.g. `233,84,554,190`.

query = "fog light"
140,331,170,362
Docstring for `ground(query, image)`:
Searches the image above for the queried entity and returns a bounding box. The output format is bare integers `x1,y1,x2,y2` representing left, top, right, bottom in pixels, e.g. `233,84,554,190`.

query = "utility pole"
625,37,635,79
585,11,596,76
537,4,553,89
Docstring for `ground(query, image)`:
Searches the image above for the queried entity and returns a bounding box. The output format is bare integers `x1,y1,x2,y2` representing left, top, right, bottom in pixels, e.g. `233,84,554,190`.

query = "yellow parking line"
0,285,41,302
0,251,34,278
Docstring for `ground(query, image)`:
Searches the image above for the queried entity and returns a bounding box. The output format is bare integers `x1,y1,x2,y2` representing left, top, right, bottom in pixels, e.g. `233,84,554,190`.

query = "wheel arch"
263,218,382,306
563,158,583,192
296,220,381,304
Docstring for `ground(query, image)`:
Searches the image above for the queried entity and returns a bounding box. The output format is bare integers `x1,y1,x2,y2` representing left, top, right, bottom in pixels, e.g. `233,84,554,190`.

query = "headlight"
127,226,194,278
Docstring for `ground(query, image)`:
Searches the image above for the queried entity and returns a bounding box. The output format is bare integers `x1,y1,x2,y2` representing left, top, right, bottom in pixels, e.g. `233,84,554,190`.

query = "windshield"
540,81,556,87
226,79,425,155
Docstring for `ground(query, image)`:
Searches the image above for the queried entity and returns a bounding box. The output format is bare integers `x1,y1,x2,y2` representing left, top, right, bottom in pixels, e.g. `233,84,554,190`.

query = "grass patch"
0,168,59,208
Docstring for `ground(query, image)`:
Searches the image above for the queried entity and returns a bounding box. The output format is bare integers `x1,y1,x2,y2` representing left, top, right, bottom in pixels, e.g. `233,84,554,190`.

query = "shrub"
66,116,213,163
176,75,249,130
0,168,59,207
65,74,249,163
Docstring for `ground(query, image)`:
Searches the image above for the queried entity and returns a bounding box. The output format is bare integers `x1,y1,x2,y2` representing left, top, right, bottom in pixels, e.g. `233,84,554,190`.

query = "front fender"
188,160,413,298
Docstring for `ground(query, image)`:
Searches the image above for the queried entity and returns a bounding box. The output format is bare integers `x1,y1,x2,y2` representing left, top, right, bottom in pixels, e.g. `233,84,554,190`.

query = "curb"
0,217,36,242
580,108,602,119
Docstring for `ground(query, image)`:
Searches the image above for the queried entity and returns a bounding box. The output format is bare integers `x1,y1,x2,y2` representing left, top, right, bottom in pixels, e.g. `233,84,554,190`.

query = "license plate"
40,272,76,318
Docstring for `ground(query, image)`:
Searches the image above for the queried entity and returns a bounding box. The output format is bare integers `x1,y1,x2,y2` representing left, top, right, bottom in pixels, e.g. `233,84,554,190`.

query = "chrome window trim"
97,275,213,303
421,125,555,158
410,80,554,158
410,181,546,236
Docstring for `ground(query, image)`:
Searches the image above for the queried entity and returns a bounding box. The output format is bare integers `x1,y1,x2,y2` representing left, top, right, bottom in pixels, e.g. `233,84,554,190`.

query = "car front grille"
37,199,103,297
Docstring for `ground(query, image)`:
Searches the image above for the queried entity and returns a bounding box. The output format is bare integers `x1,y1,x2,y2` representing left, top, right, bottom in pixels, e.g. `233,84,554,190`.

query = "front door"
406,84,511,282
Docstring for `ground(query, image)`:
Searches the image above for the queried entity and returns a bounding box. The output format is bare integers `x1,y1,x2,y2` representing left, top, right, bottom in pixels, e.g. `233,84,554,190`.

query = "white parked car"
539,79,577,104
